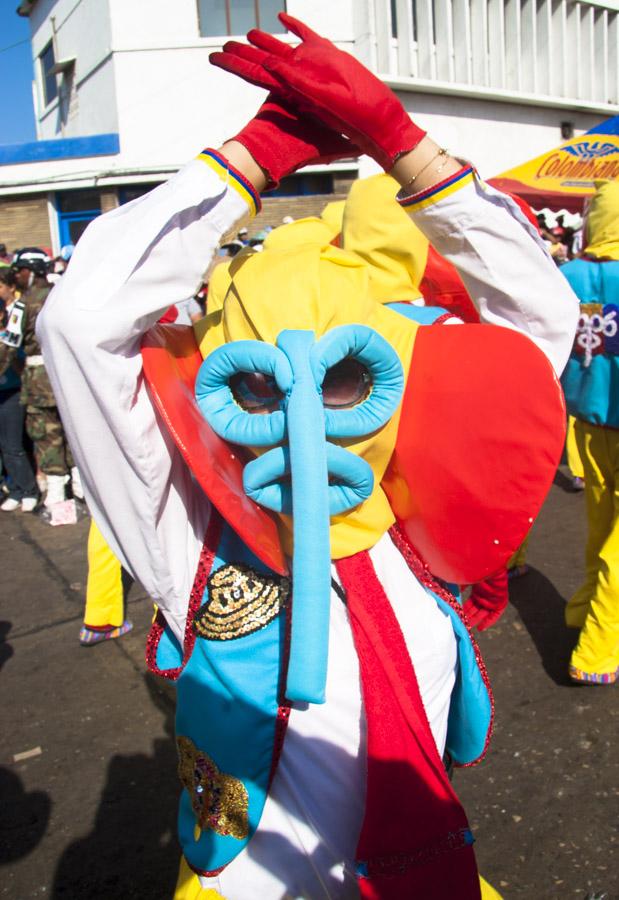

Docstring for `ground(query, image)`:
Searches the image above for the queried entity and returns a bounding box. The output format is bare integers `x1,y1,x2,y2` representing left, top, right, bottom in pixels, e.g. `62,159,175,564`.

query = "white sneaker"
44,474,68,508
0,497,20,512
21,497,38,513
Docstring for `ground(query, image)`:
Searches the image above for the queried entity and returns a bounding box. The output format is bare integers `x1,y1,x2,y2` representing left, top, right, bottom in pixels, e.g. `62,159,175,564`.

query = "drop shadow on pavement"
51,674,180,900
508,566,578,686
0,766,51,866
553,467,579,493
0,620,13,671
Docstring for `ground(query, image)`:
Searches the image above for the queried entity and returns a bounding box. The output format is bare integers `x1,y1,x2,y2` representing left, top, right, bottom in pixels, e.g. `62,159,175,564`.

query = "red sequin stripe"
388,522,495,766
185,856,226,879
433,312,458,326
268,596,293,788
144,511,224,681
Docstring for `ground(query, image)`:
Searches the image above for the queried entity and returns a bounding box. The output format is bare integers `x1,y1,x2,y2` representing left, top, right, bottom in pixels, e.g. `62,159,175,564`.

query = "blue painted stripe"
0,133,120,166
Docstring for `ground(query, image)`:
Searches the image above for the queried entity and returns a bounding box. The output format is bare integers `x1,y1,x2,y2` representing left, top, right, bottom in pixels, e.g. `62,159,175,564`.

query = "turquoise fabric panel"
562,355,619,425
386,302,449,324
561,259,619,426
176,524,285,873
155,622,184,672
430,590,492,764
561,258,619,303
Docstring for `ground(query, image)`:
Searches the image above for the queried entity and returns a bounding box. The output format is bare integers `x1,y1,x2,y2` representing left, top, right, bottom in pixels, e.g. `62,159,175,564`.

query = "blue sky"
0,3,37,144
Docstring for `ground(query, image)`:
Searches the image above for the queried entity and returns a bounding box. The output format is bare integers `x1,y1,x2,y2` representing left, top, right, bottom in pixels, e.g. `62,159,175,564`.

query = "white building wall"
392,93,604,181
29,0,116,140
107,0,357,168
3,0,616,195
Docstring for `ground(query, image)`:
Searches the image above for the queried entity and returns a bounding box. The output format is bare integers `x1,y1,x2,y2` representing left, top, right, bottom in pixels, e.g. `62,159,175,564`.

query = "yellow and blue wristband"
197,148,262,217
398,165,475,212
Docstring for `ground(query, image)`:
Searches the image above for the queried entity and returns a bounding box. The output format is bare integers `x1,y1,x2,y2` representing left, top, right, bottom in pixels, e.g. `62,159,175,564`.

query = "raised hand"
211,12,426,172
227,95,359,189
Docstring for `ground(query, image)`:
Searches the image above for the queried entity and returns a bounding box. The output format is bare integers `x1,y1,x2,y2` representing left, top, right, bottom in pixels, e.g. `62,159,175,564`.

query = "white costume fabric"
37,156,578,898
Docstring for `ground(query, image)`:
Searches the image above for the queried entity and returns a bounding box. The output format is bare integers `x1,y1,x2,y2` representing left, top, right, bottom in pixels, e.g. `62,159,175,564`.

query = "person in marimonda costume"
561,180,619,684
38,14,577,900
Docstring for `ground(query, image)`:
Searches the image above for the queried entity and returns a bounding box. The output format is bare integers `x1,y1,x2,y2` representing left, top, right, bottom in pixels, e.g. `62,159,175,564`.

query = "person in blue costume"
38,14,576,900
561,179,619,684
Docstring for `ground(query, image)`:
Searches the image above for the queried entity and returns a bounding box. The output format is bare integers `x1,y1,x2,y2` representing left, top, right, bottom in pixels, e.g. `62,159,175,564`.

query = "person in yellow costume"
561,180,619,683
79,518,133,646
566,415,586,490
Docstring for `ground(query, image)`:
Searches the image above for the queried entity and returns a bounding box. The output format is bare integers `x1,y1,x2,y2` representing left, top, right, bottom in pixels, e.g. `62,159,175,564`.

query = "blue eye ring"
195,341,292,447
310,325,404,439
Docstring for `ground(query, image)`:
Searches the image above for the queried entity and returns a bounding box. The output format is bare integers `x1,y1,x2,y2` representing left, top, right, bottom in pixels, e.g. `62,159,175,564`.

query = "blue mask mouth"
196,324,404,704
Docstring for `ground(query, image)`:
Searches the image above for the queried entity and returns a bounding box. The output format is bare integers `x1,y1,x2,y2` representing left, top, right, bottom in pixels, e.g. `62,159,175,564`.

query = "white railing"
375,0,619,108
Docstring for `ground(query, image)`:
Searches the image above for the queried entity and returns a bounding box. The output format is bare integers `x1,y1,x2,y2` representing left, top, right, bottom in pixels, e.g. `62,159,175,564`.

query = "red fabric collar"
337,550,481,899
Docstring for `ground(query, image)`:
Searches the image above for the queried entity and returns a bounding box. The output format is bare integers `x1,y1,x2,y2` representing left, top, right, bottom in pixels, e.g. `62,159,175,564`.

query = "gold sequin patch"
193,563,290,641
177,735,249,840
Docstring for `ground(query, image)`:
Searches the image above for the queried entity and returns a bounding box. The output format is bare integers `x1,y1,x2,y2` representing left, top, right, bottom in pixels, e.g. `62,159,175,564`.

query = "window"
119,184,160,205
40,41,58,106
198,0,286,37
56,190,101,246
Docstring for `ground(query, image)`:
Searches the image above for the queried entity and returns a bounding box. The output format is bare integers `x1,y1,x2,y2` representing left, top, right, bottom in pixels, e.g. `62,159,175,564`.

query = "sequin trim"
433,311,458,326
145,512,224,681
194,563,290,641
389,523,495,767
177,735,249,840
356,827,474,878
184,857,226,879
269,593,293,788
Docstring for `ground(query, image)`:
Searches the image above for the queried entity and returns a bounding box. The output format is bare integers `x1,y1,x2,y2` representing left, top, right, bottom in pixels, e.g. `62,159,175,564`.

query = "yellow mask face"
194,241,418,558
584,180,619,261
341,173,429,303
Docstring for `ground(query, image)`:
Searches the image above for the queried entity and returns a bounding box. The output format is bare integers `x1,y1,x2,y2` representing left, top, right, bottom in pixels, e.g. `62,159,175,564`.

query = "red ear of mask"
141,324,287,575
420,246,479,323
382,324,566,584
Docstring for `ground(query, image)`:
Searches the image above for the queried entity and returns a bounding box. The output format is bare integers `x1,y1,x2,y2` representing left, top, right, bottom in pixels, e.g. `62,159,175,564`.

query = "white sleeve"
401,168,579,375
37,155,257,641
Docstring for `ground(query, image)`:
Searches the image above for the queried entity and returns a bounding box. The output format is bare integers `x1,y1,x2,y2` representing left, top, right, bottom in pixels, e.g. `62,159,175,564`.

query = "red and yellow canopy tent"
489,116,619,213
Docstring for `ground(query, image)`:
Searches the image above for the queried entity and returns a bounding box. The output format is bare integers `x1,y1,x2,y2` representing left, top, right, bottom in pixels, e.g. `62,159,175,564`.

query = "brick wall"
0,194,51,253
100,189,119,213
249,172,356,238
0,171,358,253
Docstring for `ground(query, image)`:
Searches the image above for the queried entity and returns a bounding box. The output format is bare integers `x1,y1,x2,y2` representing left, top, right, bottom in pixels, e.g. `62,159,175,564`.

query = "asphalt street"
0,467,617,899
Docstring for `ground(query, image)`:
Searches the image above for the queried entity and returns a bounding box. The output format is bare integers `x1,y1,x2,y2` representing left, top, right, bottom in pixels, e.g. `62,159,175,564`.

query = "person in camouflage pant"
21,363,74,477
11,249,74,504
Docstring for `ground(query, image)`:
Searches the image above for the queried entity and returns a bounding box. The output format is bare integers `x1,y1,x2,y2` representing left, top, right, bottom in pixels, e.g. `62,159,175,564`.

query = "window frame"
197,0,287,38
40,40,58,108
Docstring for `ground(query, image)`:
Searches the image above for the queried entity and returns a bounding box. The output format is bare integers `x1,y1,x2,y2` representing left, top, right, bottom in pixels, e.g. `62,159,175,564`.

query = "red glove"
464,568,509,631
230,95,359,188
211,13,426,171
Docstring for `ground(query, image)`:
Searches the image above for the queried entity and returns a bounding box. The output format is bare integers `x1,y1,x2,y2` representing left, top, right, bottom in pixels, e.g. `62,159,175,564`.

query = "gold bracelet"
401,148,449,192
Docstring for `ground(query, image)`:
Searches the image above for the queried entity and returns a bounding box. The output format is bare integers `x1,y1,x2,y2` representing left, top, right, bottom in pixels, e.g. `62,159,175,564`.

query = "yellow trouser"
83,519,124,628
174,858,224,899
172,857,502,899
566,415,585,480
508,532,531,570
566,421,619,677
